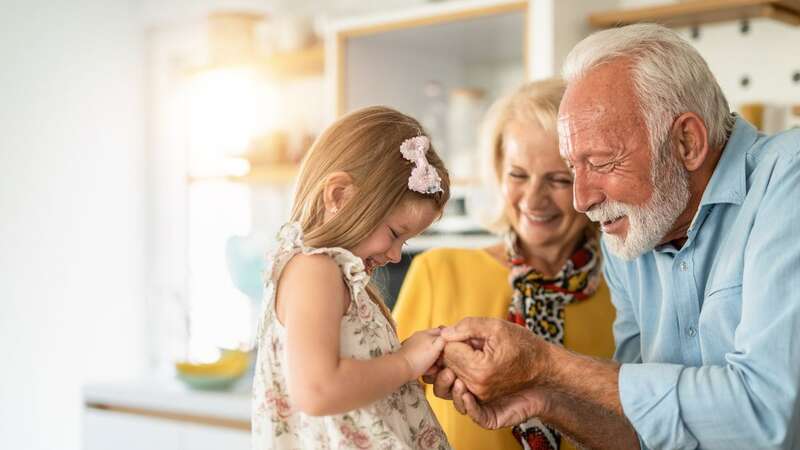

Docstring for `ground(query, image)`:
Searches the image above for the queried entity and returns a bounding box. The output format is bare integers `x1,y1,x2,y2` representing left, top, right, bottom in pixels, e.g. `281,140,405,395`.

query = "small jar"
447,87,486,180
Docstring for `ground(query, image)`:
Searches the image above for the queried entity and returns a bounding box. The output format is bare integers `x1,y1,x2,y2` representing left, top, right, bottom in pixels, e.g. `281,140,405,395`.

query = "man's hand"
421,356,458,400
452,379,549,429
441,317,551,401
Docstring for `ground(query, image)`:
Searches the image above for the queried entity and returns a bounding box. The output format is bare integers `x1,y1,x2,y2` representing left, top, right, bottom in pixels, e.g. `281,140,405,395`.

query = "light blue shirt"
604,117,800,450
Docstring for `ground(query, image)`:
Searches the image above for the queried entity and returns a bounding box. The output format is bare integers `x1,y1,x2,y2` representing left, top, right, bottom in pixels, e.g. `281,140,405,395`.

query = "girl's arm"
277,253,443,416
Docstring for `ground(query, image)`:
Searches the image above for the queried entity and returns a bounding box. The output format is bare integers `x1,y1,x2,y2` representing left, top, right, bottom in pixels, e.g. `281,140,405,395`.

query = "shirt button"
679,261,689,272
687,326,697,337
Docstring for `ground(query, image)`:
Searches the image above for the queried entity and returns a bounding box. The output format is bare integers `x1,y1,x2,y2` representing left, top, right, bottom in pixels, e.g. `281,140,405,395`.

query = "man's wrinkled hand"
440,317,550,402
453,382,550,430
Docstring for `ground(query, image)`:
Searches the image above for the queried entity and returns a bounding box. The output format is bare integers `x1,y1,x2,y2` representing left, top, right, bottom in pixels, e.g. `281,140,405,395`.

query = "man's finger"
442,341,479,378
423,364,440,377
432,367,455,399
452,379,467,415
441,317,491,342
421,362,440,384
467,337,485,350
463,391,492,429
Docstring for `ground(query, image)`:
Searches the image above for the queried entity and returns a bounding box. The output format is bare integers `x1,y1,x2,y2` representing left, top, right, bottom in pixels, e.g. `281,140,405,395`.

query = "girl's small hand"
398,328,446,380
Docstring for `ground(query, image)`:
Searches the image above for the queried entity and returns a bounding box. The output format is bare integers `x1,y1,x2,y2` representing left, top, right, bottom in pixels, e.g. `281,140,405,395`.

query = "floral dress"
252,222,451,450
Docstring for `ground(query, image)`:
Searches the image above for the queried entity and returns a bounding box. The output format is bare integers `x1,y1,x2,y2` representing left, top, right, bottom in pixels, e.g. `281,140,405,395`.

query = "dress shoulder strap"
264,222,370,302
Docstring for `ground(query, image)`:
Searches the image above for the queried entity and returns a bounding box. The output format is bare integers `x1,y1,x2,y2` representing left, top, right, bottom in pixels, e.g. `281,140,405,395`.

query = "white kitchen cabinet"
327,0,527,129
181,422,251,450
84,409,250,450
84,409,183,450
325,0,621,122
83,380,250,450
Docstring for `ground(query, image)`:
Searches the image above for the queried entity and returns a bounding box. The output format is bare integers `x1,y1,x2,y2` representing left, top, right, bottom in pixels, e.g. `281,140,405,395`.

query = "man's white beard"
587,146,691,261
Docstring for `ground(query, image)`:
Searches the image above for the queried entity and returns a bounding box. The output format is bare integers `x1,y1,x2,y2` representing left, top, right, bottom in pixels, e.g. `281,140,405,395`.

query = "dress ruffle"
267,221,369,296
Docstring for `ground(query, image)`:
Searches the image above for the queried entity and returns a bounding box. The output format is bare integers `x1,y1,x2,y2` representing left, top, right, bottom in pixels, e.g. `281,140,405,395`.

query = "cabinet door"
84,410,182,450
181,423,251,450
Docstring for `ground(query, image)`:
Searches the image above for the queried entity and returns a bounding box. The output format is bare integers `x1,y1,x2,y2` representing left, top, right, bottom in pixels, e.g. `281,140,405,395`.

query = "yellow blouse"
393,247,616,450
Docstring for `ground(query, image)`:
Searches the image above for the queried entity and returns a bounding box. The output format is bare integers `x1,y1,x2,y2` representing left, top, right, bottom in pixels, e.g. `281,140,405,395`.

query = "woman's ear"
671,112,710,172
322,171,356,217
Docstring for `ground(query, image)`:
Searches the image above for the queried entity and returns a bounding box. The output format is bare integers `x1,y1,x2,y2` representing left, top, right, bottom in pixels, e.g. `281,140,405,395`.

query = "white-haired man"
429,24,800,449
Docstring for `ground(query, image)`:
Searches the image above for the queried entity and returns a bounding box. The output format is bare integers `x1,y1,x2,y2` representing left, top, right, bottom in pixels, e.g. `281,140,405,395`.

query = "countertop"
83,376,251,423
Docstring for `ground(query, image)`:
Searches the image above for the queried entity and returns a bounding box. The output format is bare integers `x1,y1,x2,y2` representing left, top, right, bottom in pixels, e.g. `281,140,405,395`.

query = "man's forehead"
558,105,607,136
557,104,609,158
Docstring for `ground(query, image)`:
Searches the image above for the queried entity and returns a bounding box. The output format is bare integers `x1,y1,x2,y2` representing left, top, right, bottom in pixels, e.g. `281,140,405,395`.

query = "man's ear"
671,112,710,172
322,171,356,214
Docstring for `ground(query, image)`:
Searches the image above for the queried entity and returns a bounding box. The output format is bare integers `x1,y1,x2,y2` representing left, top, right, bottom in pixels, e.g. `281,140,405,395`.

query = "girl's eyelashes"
389,227,400,239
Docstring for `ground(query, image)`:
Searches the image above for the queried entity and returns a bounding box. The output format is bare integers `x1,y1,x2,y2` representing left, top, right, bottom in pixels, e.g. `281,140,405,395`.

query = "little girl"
252,106,453,449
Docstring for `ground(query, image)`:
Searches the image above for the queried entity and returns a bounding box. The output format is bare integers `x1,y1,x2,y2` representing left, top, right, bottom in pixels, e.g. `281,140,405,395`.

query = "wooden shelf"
255,44,324,80
191,170,479,188
186,165,299,186
189,44,324,81
589,0,800,28
231,164,299,185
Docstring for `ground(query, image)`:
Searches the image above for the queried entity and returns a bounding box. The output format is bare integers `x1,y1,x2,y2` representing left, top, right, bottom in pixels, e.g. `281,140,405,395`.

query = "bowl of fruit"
175,349,251,391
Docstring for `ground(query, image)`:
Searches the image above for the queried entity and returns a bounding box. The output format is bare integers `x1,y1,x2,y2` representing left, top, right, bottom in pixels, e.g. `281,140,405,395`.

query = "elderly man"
431,23,800,450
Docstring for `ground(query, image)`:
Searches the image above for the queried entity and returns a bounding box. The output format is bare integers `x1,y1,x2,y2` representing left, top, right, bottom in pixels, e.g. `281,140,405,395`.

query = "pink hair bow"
399,135,443,194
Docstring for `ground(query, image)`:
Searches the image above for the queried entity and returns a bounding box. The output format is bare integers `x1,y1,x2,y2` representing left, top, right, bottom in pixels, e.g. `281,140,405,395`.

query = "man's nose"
572,169,604,213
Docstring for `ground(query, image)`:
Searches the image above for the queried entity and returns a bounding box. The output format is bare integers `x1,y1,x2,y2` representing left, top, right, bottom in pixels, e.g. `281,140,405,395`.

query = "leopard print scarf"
505,230,601,450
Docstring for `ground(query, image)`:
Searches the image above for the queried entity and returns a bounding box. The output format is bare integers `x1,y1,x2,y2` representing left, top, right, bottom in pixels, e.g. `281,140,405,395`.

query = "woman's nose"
522,179,550,210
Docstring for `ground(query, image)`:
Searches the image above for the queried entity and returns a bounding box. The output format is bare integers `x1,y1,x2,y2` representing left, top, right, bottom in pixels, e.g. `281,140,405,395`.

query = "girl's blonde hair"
479,78,566,234
289,106,450,325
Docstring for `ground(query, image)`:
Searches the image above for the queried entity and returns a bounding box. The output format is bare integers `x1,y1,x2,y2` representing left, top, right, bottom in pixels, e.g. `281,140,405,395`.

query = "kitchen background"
2,0,799,449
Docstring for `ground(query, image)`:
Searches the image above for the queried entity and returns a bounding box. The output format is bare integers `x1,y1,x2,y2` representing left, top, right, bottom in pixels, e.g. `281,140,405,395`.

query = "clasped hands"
422,317,552,429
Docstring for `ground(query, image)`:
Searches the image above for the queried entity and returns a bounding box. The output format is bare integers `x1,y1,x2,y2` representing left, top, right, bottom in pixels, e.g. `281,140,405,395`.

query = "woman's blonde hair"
289,106,450,325
479,78,566,234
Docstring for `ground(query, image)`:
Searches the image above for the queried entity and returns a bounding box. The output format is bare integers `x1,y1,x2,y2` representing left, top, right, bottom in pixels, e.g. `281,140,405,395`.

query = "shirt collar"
697,115,756,208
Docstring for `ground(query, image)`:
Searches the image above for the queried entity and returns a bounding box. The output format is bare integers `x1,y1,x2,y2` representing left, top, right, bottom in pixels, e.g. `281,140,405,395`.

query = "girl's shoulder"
267,222,370,295
279,252,344,286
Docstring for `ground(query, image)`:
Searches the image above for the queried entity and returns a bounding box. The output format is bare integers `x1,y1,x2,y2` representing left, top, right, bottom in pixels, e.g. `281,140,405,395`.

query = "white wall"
677,18,800,130
584,1,800,131
0,1,148,449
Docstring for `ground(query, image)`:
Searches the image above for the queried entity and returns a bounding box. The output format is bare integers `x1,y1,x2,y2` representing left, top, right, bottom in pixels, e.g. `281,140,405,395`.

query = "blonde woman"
253,106,453,449
393,79,616,450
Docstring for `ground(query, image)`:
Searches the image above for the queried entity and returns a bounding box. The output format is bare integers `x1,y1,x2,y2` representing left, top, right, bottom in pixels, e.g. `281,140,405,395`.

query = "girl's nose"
386,244,402,264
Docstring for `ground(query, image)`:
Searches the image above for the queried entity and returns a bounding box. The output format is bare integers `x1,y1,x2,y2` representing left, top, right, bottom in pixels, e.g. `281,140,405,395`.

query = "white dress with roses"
252,222,451,450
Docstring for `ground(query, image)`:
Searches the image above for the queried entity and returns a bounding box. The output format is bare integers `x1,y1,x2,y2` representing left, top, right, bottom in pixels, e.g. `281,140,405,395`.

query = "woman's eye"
508,172,527,179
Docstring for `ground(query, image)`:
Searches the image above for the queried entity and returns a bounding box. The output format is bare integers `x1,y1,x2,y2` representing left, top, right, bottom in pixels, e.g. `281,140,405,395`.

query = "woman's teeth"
524,213,557,223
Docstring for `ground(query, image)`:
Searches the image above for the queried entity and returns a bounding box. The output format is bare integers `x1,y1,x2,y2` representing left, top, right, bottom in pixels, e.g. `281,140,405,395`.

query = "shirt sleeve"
601,239,642,364
619,149,800,450
393,253,435,342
